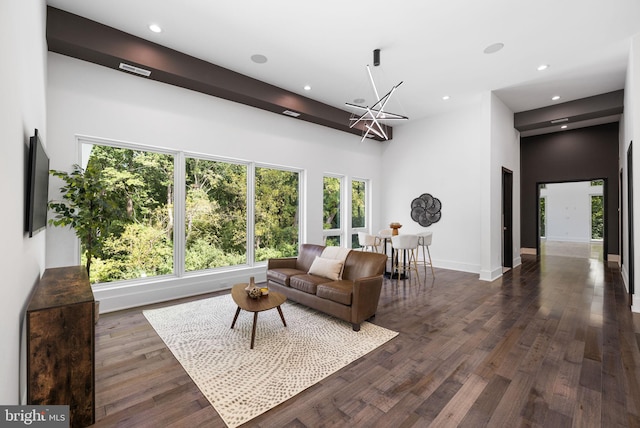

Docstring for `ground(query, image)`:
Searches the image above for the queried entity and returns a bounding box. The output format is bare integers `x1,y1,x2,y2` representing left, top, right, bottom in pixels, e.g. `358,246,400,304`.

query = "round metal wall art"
410,193,442,227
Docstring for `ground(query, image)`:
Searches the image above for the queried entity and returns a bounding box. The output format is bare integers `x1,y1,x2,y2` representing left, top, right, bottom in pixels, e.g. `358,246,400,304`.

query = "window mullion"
174,152,186,277
247,163,256,266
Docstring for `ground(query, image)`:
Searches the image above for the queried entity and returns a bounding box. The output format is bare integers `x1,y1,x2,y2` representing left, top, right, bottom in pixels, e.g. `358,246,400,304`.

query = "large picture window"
80,142,175,283
75,138,302,284
254,166,300,261
184,157,247,271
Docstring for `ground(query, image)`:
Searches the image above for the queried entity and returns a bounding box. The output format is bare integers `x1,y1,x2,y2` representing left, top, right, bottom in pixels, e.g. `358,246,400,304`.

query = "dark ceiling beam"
514,90,623,133
46,6,391,141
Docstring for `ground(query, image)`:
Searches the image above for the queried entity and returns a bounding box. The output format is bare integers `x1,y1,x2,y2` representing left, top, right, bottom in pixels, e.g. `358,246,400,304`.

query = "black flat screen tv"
26,129,50,237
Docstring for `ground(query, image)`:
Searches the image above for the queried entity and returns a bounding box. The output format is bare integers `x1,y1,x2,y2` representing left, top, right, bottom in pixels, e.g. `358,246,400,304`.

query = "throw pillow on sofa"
308,256,343,281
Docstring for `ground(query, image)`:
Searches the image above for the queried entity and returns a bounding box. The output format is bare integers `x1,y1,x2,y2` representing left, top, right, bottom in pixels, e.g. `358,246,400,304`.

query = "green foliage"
255,167,299,260
539,197,546,237
591,195,604,239
352,180,366,228
185,239,246,271
94,222,173,282
184,158,248,269
49,163,122,277
52,145,301,284
323,176,340,229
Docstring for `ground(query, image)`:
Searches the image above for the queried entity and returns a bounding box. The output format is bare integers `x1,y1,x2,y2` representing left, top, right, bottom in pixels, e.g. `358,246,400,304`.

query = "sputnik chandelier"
346,49,408,141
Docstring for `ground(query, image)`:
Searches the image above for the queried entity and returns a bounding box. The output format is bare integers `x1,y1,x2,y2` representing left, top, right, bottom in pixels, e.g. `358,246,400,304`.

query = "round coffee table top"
231,283,286,313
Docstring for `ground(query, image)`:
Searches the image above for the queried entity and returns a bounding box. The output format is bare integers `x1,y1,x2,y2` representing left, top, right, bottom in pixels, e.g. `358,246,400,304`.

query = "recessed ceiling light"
251,54,268,64
537,64,549,71
561,125,568,129
148,24,162,33
483,43,504,54
551,95,561,101
442,95,450,101
303,85,311,91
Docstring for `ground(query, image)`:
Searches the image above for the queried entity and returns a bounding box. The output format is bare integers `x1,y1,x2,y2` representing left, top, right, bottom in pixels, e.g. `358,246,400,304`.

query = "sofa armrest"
351,274,383,325
267,257,298,270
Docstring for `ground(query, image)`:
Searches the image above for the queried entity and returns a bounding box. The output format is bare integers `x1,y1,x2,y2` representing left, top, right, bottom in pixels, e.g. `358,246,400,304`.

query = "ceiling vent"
118,63,151,77
282,110,301,117
550,118,569,124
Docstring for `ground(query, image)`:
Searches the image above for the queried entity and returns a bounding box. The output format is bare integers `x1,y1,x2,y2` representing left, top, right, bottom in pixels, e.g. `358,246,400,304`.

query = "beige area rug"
143,294,398,428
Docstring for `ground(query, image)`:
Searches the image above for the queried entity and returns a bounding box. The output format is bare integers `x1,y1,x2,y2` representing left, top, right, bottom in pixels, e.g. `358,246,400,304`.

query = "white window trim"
75,134,304,286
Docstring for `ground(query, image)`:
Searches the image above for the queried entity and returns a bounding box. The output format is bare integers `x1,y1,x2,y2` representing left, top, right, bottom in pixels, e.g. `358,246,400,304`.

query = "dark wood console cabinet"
26,266,95,428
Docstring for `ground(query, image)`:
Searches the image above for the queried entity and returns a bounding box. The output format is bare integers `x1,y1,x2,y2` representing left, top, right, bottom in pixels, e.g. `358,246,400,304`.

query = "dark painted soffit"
46,6,392,141
514,90,623,136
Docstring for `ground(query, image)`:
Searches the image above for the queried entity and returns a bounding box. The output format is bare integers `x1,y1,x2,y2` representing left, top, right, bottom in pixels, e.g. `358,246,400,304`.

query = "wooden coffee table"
230,283,287,349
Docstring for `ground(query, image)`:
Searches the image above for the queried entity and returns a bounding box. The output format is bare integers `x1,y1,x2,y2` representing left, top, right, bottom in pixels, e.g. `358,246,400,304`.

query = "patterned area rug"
143,294,398,428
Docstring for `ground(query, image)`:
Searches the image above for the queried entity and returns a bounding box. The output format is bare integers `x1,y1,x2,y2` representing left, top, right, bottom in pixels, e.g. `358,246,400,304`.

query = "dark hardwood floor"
92,253,640,427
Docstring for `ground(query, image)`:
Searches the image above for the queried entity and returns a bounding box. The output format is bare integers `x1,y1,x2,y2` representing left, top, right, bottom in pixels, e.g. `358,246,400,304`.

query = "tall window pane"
352,180,366,228
325,236,341,246
591,195,604,239
79,143,175,284
539,196,546,238
255,167,299,261
185,158,247,271
323,176,341,230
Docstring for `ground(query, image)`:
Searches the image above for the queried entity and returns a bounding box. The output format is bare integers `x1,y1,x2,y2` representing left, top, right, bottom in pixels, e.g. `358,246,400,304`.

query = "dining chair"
416,231,435,276
357,232,379,252
391,234,420,281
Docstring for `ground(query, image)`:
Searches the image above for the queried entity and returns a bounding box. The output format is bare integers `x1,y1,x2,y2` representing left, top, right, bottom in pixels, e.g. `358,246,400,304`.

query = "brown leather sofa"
266,244,387,331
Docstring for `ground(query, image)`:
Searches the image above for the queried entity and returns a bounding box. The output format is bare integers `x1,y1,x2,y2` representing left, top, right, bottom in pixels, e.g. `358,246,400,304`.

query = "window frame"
75,135,303,286
322,174,345,246
350,177,370,248
253,162,304,262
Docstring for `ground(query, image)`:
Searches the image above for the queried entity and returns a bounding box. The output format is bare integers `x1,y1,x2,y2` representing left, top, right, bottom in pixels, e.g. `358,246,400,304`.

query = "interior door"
628,143,634,302
502,168,513,269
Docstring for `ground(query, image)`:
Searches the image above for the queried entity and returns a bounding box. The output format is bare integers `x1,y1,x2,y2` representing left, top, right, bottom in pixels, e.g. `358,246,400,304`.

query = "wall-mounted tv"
26,129,50,237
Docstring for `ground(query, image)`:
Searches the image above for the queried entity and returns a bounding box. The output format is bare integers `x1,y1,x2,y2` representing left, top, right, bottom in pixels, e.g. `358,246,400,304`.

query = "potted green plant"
48,164,120,277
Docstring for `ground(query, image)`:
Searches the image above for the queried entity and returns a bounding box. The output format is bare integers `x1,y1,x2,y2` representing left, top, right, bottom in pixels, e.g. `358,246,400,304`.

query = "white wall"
486,92,520,279
379,92,519,279
46,53,386,312
379,102,485,274
621,32,640,312
0,0,47,405
542,182,602,242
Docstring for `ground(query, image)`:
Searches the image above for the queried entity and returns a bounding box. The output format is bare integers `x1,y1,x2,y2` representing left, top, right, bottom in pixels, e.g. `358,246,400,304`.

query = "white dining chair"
357,232,379,252
391,234,420,281
416,231,435,276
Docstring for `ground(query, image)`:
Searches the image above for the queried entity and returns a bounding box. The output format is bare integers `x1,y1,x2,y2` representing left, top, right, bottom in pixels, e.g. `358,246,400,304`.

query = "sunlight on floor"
540,240,604,261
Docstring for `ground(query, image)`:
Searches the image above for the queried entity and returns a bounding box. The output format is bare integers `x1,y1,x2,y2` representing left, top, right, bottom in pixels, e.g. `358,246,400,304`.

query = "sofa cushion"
296,244,326,272
267,268,306,286
308,256,344,281
290,274,331,294
316,280,353,306
341,250,387,281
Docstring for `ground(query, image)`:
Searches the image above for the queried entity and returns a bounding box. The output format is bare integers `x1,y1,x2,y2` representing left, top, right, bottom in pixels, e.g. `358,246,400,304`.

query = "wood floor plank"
90,253,640,427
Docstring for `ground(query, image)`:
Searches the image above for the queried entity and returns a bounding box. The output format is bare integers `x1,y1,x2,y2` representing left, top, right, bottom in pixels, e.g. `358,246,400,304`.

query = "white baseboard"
479,266,503,282
93,267,267,314
607,254,620,265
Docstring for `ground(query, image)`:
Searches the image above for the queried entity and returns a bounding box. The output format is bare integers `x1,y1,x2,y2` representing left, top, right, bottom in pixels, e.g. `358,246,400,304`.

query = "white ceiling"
46,0,640,125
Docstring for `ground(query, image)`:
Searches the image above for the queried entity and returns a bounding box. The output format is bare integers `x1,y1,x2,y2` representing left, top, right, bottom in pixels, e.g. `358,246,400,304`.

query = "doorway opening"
502,168,513,271
537,180,606,261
